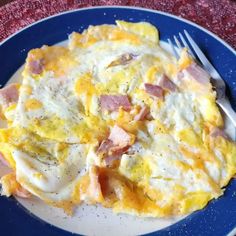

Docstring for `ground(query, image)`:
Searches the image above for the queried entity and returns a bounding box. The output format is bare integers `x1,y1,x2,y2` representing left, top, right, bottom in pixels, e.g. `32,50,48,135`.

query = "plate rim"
0,5,235,56
0,5,236,236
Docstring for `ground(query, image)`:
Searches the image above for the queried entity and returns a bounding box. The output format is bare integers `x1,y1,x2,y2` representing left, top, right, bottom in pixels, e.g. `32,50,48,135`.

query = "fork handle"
217,98,236,127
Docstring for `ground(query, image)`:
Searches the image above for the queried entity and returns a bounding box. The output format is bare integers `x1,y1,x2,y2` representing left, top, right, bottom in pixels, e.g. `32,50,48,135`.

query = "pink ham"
110,145,130,155
98,142,129,168
158,74,177,92
104,155,122,167
108,125,132,147
97,139,114,154
0,152,10,167
184,63,210,84
177,71,184,80
88,166,103,202
0,83,19,108
15,187,31,198
134,105,150,121
104,146,130,167
28,58,44,75
1,173,31,198
210,127,229,140
144,83,163,98
97,126,133,164
100,95,131,111
97,138,130,155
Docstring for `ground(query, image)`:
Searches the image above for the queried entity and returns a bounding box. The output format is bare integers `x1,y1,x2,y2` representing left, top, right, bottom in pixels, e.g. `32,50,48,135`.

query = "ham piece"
144,83,163,98
1,173,31,198
158,74,177,92
0,83,19,108
15,187,32,198
134,105,150,121
108,125,132,147
210,127,229,140
0,152,10,167
97,125,133,166
100,95,131,111
184,63,210,84
88,166,103,202
28,58,44,75
97,139,114,154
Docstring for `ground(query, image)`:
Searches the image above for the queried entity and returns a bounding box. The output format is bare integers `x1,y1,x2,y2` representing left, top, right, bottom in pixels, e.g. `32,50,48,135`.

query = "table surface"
0,0,236,49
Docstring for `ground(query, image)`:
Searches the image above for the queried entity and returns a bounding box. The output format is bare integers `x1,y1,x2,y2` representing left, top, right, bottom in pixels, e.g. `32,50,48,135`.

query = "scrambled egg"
0,21,235,218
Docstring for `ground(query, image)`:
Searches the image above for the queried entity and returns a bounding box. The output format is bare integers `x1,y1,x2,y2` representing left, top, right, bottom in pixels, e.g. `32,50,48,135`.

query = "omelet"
0,21,235,218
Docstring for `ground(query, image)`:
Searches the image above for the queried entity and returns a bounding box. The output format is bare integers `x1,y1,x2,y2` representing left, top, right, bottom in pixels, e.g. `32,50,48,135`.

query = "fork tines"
168,31,196,59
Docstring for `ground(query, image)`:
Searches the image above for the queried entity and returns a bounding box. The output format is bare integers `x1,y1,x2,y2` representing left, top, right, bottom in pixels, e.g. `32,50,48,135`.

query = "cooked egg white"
0,21,235,217
0,127,89,209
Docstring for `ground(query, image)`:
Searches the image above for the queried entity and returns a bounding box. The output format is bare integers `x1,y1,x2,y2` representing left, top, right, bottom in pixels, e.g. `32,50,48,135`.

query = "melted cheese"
0,21,235,218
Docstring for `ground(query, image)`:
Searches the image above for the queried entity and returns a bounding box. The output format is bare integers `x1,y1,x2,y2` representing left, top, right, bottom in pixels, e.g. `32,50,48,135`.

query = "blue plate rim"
0,5,236,236
0,5,235,55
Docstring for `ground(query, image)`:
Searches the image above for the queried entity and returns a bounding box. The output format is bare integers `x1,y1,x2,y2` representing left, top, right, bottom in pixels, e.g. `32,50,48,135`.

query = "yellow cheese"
116,20,159,44
25,99,43,111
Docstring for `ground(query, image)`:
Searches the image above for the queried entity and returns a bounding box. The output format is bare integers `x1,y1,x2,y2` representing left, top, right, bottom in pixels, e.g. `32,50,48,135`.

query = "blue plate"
0,6,236,236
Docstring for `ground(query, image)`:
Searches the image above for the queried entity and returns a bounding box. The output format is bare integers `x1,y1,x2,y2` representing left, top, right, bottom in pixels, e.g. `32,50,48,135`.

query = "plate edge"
0,5,235,56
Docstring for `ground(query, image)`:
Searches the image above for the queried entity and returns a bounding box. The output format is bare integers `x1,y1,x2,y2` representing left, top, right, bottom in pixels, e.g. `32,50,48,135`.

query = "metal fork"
168,31,236,127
